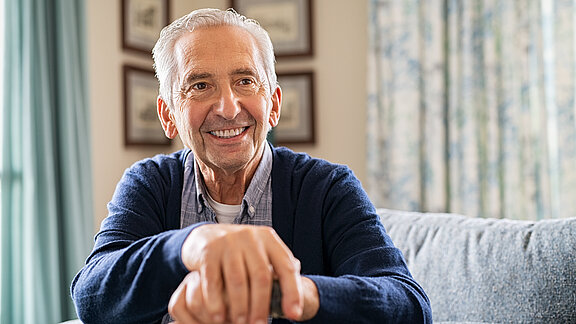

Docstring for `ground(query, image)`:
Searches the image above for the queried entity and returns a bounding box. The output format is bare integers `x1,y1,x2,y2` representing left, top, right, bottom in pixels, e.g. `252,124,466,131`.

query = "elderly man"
71,8,431,324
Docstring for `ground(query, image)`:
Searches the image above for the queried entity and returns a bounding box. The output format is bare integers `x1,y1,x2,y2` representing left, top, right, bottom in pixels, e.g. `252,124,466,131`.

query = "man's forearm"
71,228,193,323
304,275,432,323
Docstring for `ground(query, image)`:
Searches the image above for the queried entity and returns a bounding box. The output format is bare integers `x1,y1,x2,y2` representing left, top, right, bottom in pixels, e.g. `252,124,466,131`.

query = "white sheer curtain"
367,0,576,220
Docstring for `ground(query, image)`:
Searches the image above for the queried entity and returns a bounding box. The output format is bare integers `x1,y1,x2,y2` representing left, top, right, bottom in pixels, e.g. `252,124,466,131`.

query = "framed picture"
231,0,313,57
275,72,315,144
121,0,170,54
123,65,170,146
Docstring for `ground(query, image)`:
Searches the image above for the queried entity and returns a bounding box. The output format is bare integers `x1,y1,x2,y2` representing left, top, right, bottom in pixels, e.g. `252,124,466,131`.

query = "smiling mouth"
208,127,247,139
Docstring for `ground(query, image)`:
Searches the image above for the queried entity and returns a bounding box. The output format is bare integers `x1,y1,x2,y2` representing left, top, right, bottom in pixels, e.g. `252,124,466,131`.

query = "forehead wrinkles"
173,27,268,88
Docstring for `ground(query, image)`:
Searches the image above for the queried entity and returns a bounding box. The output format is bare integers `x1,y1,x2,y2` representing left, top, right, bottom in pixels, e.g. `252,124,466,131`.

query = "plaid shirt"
180,144,273,228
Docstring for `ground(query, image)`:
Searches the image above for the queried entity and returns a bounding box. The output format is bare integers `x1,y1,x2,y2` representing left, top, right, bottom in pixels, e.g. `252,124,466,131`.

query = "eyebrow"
181,72,212,87
231,68,258,77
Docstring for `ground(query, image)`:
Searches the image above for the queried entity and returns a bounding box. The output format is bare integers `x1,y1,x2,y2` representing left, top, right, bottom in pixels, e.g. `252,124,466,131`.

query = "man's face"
161,26,281,174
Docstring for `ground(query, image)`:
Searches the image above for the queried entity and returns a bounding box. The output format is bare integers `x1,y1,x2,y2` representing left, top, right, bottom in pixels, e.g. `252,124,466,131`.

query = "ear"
157,96,179,139
268,86,282,128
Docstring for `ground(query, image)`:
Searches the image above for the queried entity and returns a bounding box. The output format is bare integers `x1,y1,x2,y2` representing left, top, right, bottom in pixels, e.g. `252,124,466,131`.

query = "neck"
197,148,264,205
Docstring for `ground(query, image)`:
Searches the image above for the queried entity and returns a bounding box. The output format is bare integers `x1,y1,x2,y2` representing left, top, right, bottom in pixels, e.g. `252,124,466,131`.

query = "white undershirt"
204,192,242,224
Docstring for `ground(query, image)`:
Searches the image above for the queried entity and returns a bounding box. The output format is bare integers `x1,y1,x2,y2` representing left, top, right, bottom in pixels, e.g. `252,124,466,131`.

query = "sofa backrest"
378,208,576,324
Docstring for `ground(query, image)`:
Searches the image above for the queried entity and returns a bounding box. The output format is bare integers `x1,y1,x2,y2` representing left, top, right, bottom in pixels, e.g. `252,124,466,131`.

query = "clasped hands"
169,224,319,324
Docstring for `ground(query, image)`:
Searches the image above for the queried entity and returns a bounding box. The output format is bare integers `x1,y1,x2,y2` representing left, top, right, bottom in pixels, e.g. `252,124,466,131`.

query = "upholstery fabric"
378,208,576,323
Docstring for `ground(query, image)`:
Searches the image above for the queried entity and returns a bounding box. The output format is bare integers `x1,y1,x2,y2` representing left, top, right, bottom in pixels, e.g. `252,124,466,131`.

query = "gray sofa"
378,208,576,324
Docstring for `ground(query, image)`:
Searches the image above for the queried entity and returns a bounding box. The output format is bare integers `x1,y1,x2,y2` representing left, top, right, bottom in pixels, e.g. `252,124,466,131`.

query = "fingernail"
255,320,266,324
213,314,224,323
236,315,246,324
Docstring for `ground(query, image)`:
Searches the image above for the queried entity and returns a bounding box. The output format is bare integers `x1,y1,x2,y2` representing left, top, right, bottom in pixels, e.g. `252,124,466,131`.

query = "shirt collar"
193,143,273,218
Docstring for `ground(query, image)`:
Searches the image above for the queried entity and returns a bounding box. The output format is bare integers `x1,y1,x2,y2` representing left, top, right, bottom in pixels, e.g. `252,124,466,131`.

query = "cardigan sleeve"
70,152,198,324
271,149,432,323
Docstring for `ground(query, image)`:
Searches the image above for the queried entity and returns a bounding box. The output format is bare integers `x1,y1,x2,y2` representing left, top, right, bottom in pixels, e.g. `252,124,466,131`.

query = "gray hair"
152,8,277,109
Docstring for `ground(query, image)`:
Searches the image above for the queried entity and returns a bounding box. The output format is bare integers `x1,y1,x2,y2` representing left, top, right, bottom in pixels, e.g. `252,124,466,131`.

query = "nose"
213,84,241,120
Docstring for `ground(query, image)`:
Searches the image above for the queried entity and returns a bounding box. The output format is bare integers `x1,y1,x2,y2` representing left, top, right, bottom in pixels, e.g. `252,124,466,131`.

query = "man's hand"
172,224,315,324
169,271,319,324
169,271,217,323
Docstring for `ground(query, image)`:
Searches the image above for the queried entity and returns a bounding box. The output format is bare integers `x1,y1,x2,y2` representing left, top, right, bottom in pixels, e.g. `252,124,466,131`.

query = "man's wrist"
300,276,320,321
180,222,211,271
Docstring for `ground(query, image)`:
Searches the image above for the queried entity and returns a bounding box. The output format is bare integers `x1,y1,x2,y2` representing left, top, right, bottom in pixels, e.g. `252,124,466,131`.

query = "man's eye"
240,78,254,86
192,82,208,90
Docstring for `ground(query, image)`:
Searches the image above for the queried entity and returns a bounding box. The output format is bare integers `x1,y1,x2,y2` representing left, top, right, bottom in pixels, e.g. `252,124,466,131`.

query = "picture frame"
123,65,171,146
121,0,170,54
231,0,313,58
275,71,315,144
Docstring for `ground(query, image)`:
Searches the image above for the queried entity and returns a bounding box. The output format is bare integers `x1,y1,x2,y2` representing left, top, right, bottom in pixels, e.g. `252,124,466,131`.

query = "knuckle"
226,271,246,288
201,263,219,279
262,226,276,236
283,259,299,273
252,270,272,287
292,258,301,272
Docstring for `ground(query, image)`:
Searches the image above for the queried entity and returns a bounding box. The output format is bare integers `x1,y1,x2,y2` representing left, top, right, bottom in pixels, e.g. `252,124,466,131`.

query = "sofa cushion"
378,208,576,323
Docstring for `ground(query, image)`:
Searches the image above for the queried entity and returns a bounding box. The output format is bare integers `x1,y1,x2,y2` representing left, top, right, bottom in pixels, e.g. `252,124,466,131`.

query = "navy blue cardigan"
71,146,431,323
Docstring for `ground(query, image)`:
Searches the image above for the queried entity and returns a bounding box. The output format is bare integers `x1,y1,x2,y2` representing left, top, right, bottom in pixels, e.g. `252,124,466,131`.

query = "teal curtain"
367,0,576,220
1,0,92,323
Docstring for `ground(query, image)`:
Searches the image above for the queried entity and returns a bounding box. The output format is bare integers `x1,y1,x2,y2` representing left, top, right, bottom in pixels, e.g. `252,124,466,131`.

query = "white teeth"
209,127,246,138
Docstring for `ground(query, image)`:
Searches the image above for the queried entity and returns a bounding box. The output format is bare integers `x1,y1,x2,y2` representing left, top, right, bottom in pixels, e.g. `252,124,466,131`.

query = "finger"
184,272,216,324
168,275,198,324
222,248,249,324
244,244,273,323
200,260,226,323
278,258,303,319
264,231,303,319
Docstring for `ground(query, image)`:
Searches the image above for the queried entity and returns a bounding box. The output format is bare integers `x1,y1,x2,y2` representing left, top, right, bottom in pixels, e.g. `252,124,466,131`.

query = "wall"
86,0,368,231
